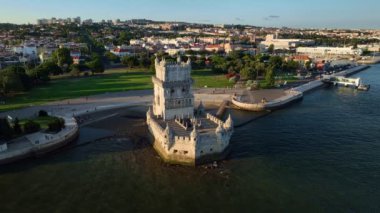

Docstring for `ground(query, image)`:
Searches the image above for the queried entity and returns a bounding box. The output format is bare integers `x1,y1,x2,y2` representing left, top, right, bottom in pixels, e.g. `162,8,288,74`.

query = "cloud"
264,15,280,21
198,19,211,23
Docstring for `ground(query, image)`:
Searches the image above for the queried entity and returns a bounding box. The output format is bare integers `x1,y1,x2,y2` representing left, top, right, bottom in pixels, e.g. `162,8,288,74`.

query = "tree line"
0,47,105,96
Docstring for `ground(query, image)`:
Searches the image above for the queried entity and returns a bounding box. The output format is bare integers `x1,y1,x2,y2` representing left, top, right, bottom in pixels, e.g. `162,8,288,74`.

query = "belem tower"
146,56,234,165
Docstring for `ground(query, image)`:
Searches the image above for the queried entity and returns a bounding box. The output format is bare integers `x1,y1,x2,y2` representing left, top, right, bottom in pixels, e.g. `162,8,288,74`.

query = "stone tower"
152,56,194,120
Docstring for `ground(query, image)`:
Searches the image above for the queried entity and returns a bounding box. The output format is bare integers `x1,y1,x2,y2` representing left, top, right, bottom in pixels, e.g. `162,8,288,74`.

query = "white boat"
357,84,370,91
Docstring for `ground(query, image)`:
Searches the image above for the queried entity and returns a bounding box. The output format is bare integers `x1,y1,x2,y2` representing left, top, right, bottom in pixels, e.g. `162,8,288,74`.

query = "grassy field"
0,68,231,111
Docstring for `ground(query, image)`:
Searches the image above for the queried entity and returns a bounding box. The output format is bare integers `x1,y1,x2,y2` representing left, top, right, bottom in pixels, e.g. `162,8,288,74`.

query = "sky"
0,0,379,29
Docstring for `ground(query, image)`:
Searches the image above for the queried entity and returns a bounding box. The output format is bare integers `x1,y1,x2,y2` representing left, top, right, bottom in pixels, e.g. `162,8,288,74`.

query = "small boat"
357,84,370,91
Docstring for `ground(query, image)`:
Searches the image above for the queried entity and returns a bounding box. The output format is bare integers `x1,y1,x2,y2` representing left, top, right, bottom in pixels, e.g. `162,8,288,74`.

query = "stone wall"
232,90,303,111
0,143,7,152
231,97,265,111
147,112,233,165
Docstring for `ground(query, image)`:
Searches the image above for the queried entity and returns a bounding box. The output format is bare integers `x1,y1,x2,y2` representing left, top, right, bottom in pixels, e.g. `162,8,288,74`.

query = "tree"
26,66,50,84
0,118,13,139
0,66,30,94
305,61,312,70
265,66,275,87
13,118,22,135
121,55,138,68
40,61,62,75
86,56,105,75
240,66,256,80
38,110,48,117
23,120,41,134
282,60,299,73
269,56,283,70
47,117,65,132
254,62,266,77
69,64,81,77
52,48,73,69
105,51,120,64
210,54,228,73
137,52,151,68
268,44,275,54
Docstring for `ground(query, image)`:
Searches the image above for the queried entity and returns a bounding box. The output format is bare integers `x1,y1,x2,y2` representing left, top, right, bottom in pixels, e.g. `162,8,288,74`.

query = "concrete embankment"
232,90,303,112
231,65,370,112
333,65,370,77
357,56,380,65
294,65,369,93
0,116,79,165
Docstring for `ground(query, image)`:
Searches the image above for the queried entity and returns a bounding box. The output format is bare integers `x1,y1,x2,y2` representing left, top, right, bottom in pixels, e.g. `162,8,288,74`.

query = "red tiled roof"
206,44,221,49
292,55,310,61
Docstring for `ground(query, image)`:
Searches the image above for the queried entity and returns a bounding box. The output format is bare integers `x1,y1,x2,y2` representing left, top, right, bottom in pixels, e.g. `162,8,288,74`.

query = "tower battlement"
153,56,194,120
155,56,191,83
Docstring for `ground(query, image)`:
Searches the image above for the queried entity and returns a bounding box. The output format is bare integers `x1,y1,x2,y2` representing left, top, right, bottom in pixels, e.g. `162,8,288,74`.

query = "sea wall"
0,116,79,165
232,90,303,111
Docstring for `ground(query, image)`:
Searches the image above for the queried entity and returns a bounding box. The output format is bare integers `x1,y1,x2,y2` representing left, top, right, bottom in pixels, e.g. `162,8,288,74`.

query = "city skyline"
0,0,380,29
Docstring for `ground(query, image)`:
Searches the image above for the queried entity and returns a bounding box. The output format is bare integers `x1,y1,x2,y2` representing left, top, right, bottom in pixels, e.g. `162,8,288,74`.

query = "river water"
1,65,379,212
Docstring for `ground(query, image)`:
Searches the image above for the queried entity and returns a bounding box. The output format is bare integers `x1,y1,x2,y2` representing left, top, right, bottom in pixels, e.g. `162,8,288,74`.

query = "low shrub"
38,110,48,117
23,120,41,134
47,117,65,132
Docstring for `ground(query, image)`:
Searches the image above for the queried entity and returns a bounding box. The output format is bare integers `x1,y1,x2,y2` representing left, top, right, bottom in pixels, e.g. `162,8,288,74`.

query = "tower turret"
224,114,233,131
155,57,159,66
191,126,198,142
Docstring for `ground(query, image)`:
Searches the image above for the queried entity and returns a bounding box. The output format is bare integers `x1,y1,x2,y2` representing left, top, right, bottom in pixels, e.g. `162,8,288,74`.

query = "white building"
260,34,315,50
357,44,380,52
110,46,136,57
146,57,234,165
297,47,363,56
13,44,38,60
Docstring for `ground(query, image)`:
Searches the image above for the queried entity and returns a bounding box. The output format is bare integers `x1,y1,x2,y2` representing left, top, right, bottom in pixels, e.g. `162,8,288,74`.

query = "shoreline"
0,65,371,165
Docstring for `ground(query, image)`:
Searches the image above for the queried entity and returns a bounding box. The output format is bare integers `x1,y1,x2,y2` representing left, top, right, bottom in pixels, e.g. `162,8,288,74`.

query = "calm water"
1,65,380,212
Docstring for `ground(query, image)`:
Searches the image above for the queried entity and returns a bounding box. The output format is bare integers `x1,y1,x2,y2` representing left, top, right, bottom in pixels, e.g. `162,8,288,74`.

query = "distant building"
73,17,81,24
39,45,57,63
82,19,93,25
357,44,380,52
70,50,81,58
205,44,223,52
260,33,315,50
13,43,37,60
287,55,311,63
36,17,81,25
110,46,139,57
297,47,363,56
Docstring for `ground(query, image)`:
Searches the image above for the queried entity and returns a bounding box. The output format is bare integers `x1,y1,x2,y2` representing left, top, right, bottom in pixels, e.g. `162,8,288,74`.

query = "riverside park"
0,68,232,111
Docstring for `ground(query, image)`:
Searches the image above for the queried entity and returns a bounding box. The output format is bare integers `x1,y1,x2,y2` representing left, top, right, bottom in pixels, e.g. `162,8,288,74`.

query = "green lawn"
19,116,57,130
0,68,231,112
192,69,233,88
